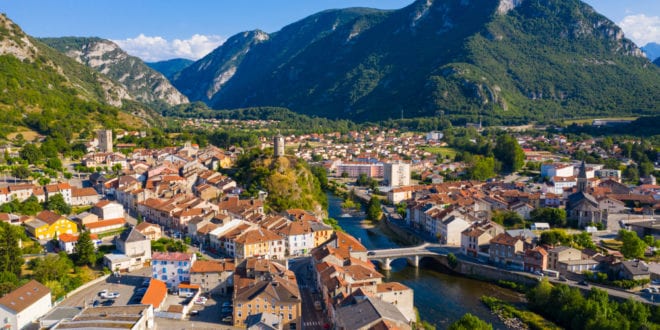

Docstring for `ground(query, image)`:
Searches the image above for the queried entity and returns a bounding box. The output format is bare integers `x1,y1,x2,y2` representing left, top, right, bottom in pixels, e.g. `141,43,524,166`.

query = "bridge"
366,243,450,270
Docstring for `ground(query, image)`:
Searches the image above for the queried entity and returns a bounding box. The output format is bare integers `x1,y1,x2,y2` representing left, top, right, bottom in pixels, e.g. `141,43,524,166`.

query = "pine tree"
0,222,24,277
74,231,96,266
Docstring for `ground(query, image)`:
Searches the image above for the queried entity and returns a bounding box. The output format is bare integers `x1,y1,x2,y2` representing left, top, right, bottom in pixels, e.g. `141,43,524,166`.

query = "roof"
0,280,50,313
54,304,151,329
36,210,64,225
40,306,82,321
336,296,409,329
152,252,193,261
190,260,235,273
490,233,523,246
71,187,98,197
119,227,147,243
134,221,159,232
141,279,167,308
376,282,410,293
84,218,125,230
246,312,281,330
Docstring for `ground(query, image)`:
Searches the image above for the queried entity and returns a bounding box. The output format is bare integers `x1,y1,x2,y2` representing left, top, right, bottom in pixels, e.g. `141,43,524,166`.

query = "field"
420,146,457,159
562,117,638,125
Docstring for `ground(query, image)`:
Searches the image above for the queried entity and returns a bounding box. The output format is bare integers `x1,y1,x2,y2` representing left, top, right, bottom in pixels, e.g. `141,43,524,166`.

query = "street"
288,257,327,330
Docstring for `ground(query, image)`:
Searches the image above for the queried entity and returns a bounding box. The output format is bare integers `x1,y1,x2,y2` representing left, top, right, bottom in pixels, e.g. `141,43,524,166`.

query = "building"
274,134,285,157
336,162,383,178
25,210,78,240
461,221,504,257
335,296,411,330
134,222,162,241
85,218,126,234
141,279,168,312
489,233,525,267
105,227,152,272
547,246,583,271
70,187,101,206
566,161,603,227
375,282,415,323
97,129,113,153
439,215,471,246
151,252,196,288
52,305,154,330
383,161,410,187
234,227,285,260
190,259,235,295
92,200,125,220
58,233,100,254
233,258,301,329
541,163,574,179
0,280,52,330
523,247,548,273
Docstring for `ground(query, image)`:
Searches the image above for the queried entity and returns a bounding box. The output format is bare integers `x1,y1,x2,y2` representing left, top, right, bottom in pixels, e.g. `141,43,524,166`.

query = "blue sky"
3,0,659,61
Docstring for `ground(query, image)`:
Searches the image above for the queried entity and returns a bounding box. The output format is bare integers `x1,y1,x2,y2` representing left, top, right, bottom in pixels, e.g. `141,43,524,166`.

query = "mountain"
175,0,660,124
40,37,188,106
0,14,151,139
146,58,194,81
642,42,660,62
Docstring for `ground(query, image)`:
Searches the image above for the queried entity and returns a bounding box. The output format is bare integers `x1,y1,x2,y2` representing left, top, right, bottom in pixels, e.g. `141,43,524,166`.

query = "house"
617,261,651,281
51,304,154,330
189,259,235,295
547,246,583,271
557,258,599,274
335,296,411,330
92,200,125,220
141,279,168,311
58,233,100,254
232,258,301,329
531,222,550,231
0,280,52,330
25,210,78,240
524,247,548,273
151,252,196,288
246,313,282,330
461,221,504,258
278,221,314,256
375,282,415,323
489,233,525,268
134,222,162,241
309,221,334,247
439,215,471,246
234,227,286,260
70,187,101,206
85,218,126,234
104,227,152,272
44,183,72,205
70,212,99,227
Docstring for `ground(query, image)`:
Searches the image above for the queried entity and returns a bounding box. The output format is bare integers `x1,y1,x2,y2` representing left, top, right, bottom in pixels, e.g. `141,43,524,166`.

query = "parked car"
194,297,207,305
222,301,232,308
221,315,233,323
102,291,120,299
190,310,199,316
102,299,115,306
135,287,147,294
221,307,233,315
141,279,151,287
578,280,588,286
98,289,108,297
92,300,100,307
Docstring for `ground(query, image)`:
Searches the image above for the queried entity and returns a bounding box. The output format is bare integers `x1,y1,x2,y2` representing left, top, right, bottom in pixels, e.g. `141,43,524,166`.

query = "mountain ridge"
174,0,660,124
40,37,188,106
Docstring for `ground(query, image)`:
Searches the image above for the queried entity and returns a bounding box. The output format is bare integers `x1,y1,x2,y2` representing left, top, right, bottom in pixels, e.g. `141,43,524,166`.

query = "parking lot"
59,267,152,308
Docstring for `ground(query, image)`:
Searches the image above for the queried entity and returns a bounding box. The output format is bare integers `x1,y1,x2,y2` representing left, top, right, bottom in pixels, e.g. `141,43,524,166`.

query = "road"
288,257,327,330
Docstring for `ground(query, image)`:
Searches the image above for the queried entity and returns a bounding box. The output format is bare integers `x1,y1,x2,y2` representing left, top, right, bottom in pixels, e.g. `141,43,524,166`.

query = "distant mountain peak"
497,0,524,14
0,13,38,61
41,36,189,106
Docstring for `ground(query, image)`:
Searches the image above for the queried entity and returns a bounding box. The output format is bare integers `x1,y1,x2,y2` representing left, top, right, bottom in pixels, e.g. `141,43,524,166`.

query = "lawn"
420,146,457,159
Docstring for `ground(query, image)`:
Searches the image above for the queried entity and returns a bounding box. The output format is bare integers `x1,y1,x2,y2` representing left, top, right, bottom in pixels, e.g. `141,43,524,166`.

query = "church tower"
274,134,285,157
577,160,588,193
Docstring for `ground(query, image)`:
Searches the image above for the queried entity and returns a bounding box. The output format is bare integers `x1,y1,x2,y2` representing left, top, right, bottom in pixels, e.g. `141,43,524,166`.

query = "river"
327,192,524,329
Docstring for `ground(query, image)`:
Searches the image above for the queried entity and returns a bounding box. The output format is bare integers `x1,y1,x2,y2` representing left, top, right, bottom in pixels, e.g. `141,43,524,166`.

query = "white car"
102,291,120,299
194,297,208,305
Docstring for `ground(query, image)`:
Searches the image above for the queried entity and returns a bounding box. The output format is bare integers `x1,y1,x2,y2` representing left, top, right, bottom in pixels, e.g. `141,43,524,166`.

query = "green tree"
20,195,43,215
466,156,497,180
45,193,71,215
19,144,42,164
493,135,524,173
448,313,492,330
366,197,382,221
29,253,73,283
46,157,62,171
530,207,567,227
618,229,647,259
11,165,30,180
539,229,571,246
0,222,24,277
492,210,525,228
73,231,96,266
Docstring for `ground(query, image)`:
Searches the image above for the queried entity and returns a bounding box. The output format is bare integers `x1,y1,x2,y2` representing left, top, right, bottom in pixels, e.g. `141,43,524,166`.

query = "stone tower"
97,130,113,153
274,134,285,157
577,160,588,193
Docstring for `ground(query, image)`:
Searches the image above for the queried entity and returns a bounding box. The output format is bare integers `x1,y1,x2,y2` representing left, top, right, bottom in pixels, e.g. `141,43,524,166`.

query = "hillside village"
0,124,656,329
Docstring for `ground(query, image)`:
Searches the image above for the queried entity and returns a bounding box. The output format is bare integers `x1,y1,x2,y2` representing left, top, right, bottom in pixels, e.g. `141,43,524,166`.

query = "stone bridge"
366,243,449,270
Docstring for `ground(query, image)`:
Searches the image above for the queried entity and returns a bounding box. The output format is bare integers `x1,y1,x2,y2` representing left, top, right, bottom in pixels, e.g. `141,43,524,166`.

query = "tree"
539,229,570,246
46,193,71,215
46,157,62,171
448,313,492,330
20,195,43,215
29,253,73,283
530,207,567,227
618,230,647,259
0,222,24,277
466,156,497,180
492,210,525,228
19,144,42,164
366,197,382,221
11,165,30,180
73,231,96,266
493,135,524,173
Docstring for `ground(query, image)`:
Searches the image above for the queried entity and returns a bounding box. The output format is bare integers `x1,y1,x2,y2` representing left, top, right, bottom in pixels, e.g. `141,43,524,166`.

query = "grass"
420,146,457,159
601,239,623,250
481,296,561,330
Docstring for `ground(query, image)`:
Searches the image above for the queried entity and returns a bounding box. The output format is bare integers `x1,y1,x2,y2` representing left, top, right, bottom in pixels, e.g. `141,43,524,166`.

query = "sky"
2,0,660,62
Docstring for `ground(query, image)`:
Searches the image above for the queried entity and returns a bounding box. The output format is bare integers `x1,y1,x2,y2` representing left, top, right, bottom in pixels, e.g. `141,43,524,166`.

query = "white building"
151,252,196,288
0,280,52,330
92,200,125,220
384,161,410,187
279,221,314,256
540,163,574,179
439,215,471,246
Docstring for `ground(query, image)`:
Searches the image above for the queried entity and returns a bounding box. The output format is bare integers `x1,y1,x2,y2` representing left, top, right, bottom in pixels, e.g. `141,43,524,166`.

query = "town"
0,121,657,330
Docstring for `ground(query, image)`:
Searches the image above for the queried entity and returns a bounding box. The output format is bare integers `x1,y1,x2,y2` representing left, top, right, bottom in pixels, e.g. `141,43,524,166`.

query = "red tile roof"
141,279,167,308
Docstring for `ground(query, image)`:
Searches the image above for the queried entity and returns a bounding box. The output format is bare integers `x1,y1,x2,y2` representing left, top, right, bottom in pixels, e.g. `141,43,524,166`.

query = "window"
288,313,292,320
162,267,166,273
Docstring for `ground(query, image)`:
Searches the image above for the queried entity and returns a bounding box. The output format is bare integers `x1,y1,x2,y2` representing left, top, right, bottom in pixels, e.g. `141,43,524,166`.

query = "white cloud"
112,34,225,62
618,14,660,46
